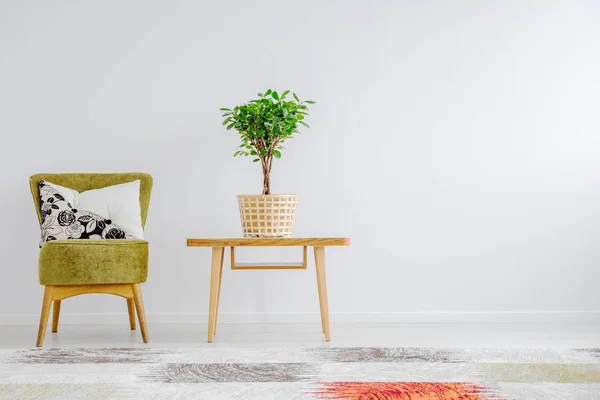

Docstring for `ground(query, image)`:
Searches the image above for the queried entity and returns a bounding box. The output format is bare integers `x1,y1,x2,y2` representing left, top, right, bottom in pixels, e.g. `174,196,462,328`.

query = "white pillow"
44,180,144,239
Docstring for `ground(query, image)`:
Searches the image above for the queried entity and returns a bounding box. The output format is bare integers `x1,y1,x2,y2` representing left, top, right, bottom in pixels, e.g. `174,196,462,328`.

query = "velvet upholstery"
30,173,152,286
39,240,149,285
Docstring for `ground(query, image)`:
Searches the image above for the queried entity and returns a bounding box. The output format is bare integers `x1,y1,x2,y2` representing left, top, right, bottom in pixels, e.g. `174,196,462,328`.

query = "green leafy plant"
220,89,315,195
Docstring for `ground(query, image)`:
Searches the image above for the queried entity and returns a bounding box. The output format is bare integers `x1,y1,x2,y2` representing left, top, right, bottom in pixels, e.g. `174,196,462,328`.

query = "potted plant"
220,89,315,237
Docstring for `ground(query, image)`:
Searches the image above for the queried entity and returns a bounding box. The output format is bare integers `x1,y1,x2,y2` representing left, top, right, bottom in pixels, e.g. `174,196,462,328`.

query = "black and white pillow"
39,180,133,246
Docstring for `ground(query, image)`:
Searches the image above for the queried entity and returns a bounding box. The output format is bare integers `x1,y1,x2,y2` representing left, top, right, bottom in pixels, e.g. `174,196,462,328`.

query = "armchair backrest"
29,173,153,228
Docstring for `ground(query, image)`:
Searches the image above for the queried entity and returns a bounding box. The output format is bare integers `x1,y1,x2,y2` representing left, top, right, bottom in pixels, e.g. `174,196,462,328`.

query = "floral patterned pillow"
38,180,133,246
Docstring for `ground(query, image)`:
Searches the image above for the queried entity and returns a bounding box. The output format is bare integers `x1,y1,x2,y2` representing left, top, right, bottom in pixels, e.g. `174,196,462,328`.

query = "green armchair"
29,173,153,347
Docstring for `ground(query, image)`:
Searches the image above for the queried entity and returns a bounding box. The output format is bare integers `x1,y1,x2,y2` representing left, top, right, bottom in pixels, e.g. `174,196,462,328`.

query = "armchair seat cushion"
39,240,148,285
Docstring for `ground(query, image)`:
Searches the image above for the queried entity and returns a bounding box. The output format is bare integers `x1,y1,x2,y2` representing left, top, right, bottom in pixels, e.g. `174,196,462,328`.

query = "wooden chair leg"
52,300,61,333
314,247,331,341
213,247,225,335
127,298,136,330
131,284,148,343
36,286,54,347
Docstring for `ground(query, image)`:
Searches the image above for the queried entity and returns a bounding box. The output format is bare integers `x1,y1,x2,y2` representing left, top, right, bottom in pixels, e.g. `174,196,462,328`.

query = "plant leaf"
265,89,272,96
253,158,260,162
222,117,232,125
305,100,316,104
281,90,290,99
293,93,299,102
272,91,279,100
273,150,281,158
219,107,231,111
299,121,310,128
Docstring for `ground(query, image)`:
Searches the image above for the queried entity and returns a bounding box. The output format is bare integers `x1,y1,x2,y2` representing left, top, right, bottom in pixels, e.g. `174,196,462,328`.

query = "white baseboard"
0,311,598,326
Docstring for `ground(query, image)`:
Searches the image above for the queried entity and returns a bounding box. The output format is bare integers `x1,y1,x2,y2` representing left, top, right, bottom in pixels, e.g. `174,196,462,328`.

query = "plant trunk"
262,173,270,195
261,156,271,195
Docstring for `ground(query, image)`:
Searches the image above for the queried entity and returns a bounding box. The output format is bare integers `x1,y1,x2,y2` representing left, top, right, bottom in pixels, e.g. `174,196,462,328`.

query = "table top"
186,237,350,247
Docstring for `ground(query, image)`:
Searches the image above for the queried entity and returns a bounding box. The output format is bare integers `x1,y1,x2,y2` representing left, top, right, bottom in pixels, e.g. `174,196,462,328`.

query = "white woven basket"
237,194,298,237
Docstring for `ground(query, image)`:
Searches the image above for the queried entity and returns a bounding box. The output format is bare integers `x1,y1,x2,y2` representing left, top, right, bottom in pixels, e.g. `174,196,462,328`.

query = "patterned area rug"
0,347,599,399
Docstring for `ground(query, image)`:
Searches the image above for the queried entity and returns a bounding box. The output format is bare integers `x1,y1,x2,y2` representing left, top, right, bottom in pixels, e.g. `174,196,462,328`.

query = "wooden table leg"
315,253,326,334
207,247,223,343
213,247,225,335
314,246,331,341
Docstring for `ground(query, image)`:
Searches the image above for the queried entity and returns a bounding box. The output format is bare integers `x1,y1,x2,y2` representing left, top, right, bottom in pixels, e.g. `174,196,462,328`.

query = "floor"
1,322,599,349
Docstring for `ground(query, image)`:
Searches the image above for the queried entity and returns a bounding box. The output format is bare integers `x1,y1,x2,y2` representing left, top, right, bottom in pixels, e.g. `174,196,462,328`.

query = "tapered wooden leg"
127,298,136,330
213,247,225,335
51,300,61,333
315,258,326,333
131,284,148,343
207,247,223,343
36,286,54,347
314,247,331,341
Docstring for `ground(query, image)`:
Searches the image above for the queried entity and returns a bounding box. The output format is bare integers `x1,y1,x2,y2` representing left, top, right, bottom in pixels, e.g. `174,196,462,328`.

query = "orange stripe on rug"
312,382,499,400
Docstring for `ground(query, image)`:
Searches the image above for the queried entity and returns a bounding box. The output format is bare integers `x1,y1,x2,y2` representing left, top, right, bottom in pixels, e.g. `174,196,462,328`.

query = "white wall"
1,0,599,324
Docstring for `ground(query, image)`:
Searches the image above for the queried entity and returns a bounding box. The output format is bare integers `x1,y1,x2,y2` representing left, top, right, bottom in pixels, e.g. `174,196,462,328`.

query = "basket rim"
237,194,298,198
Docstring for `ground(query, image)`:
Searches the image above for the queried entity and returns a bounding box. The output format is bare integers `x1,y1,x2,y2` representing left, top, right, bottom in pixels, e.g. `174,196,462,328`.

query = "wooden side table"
186,237,351,343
